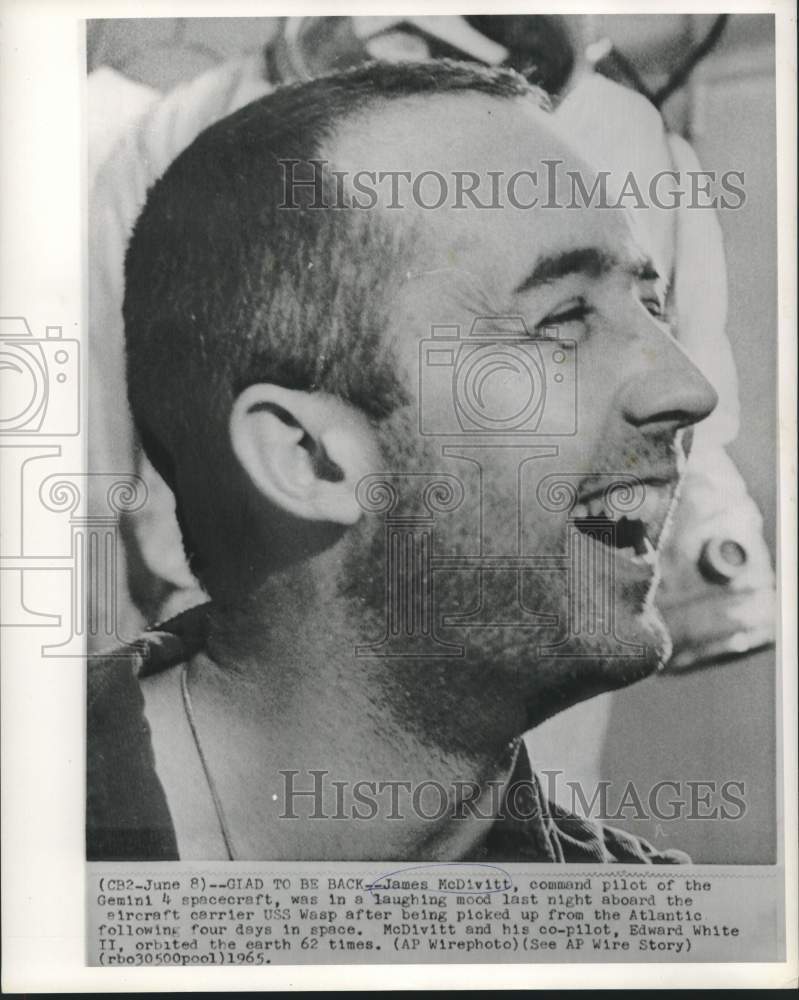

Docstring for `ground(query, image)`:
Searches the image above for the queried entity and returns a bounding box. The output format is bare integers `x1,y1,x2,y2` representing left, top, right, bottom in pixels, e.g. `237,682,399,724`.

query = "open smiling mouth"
570,479,678,569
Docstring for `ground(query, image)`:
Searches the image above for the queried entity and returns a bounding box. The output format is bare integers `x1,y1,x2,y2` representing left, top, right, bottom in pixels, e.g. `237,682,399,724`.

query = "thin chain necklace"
180,660,236,861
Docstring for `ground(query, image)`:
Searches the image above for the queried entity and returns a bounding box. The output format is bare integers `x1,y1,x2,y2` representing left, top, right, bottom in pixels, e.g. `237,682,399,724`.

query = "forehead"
326,92,640,294
329,92,555,176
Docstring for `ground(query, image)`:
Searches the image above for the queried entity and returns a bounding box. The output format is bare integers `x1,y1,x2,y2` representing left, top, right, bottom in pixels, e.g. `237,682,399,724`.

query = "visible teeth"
636,486,666,525
572,482,674,549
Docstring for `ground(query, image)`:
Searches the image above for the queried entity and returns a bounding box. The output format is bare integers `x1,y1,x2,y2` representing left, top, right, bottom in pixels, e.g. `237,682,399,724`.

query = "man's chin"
485,599,673,724
611,600,672,678
576,601,672,700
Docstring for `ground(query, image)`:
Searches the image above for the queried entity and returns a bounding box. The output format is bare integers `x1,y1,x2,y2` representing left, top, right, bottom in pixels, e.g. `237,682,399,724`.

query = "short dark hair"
123,59,544,584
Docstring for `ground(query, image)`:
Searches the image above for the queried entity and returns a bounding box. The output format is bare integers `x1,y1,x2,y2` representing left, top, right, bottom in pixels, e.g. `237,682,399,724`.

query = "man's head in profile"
117,61,717,861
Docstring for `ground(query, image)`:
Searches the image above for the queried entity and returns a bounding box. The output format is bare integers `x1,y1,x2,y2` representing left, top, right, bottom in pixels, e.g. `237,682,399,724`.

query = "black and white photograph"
1,3,796,990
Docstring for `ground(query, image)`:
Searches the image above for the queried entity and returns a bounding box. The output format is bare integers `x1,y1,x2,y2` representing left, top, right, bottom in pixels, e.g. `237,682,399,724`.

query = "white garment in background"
89,57,275,642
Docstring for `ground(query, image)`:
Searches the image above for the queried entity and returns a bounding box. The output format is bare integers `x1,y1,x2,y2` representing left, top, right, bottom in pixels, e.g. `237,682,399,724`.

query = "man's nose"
618,334,719,433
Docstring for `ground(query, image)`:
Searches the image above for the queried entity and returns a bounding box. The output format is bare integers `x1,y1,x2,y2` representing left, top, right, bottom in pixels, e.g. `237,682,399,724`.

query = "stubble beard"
336,413,670,726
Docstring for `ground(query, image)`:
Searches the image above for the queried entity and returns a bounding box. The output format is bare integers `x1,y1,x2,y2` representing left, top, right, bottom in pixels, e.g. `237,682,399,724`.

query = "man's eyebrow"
513,246,659,295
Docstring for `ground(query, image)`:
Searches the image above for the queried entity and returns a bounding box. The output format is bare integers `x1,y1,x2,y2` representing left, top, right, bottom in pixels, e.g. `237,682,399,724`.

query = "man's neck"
177,595,531,859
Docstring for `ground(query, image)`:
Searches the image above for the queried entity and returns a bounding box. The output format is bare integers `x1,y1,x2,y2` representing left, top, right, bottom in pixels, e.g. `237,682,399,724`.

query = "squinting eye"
537,300,593,333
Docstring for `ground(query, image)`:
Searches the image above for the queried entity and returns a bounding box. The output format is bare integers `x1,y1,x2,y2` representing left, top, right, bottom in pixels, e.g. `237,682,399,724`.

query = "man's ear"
229,384,376,526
